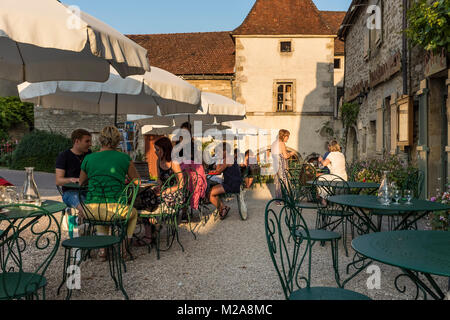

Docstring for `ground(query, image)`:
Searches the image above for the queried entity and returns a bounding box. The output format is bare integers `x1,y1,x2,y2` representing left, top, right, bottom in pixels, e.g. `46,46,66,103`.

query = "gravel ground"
1,184,448,300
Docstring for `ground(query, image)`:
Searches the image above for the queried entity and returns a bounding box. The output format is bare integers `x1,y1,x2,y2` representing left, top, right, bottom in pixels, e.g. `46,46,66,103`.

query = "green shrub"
347,155,421,196
0,153,13,167
10,130,72,173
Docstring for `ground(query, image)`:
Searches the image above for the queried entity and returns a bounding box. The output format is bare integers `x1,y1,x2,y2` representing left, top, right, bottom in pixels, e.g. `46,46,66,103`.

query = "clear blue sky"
66,0,352,35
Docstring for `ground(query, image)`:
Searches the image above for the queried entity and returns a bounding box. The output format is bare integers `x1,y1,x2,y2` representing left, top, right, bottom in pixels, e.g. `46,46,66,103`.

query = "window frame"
279,39,294,54
273,80,296,113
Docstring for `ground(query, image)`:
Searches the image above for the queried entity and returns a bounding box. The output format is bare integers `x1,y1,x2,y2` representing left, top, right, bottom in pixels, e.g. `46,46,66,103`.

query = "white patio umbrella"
221,120,267,136
128,91,246,126
18,66,201,124
0,0,150,83
200,92,246,122
141,123,231,137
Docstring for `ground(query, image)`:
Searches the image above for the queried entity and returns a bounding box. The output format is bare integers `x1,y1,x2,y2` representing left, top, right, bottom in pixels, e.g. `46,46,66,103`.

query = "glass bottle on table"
22,167,41,209
377,171,390,204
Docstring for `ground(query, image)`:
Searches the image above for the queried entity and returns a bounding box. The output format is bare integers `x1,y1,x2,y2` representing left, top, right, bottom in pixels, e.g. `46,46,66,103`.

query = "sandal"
132,236,153,247
98,248,108,262
219,206,230,220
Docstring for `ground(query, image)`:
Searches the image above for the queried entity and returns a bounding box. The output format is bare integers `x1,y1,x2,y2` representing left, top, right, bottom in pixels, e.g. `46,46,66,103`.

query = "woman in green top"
79,126,140,260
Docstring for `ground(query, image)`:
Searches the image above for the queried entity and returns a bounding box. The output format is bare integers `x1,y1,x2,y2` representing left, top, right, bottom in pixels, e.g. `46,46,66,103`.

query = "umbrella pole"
114,93,118,127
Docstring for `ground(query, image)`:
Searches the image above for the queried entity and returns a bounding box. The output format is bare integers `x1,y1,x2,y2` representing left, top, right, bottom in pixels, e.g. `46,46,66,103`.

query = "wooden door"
144,134,164,179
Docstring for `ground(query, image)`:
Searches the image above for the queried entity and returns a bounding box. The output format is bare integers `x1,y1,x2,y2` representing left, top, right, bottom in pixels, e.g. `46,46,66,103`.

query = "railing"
0,140,18,157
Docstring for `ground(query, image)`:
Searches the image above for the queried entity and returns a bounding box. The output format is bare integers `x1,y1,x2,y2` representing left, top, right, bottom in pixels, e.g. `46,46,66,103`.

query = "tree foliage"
406,0,450,52
0,96,34,141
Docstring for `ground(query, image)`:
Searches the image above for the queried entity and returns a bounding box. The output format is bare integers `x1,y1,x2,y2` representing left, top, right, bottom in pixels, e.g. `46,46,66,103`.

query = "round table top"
0,200,67,220
352,231,450,277
307,180,380,189
328,195,450,212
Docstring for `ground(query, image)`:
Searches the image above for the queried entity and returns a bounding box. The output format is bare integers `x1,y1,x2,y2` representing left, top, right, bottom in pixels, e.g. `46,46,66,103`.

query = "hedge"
10,130,71,173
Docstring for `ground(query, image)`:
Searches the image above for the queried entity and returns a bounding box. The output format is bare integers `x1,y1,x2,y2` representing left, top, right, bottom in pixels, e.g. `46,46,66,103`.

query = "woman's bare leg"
210,185,226,211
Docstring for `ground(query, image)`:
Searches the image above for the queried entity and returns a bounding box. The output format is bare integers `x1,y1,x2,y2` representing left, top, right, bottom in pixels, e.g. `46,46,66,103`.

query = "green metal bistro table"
307,180,380,195
327,195,450,234
352,230,450,300
0,200,67,240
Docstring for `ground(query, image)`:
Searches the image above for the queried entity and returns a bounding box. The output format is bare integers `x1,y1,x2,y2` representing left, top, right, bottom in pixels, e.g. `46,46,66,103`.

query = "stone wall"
343,0,425,161
185,78,234,99
34,106,127,143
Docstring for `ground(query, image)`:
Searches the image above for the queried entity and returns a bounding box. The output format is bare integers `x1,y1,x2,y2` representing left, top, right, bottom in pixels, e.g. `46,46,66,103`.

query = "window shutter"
397,95,413,147
376,99,384,153
375,0,383,47
390,99,398,154
364,28,370,61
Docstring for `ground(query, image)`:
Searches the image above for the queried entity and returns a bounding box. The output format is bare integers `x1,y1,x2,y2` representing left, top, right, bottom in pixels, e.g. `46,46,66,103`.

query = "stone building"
231,0,345,160
338,0,450,198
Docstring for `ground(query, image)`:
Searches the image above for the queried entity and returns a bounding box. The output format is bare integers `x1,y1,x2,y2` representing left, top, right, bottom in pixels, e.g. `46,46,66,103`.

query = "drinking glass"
6,186,19,204
0,187,9,204
404,189,413,205
393,189,401,205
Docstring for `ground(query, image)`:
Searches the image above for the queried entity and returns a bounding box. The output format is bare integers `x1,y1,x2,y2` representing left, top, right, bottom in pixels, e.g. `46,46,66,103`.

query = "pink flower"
430,197,437,202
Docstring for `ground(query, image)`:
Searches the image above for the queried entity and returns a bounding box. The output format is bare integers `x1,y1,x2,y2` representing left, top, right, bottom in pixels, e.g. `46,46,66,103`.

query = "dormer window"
280,41,292,53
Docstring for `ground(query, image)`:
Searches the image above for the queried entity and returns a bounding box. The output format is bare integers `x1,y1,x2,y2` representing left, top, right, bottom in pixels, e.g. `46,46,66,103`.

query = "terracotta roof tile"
320,11,346,55
127,32,235,75
233,0,332,35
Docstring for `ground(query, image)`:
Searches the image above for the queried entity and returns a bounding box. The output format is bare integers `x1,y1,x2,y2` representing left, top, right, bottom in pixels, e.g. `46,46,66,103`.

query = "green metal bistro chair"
279,178,342,287
289,163,318,203
149,171,194,260
57,175,139,300
265,199,370,300
314,174,354,257
284,170,317,210
0,204,61,300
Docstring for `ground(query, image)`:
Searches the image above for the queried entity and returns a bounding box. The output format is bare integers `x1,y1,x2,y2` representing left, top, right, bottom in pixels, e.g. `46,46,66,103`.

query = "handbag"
133,186,160,212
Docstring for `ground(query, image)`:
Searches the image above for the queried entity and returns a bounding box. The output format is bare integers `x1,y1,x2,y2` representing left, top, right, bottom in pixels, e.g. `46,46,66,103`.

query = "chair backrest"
314,174,350,214
79,175,139,236
400,170,424,198
134,161,151,180
0,204,61,299
314,174,350,197
264,199,312,300
159,171,193,215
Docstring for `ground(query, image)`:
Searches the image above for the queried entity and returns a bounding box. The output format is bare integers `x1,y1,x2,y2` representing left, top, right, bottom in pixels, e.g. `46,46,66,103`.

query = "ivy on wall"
340,102,360,155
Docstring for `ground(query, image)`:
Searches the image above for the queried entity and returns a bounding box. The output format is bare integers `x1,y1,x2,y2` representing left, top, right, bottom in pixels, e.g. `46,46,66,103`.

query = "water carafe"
377,171,391,205
22,167,41,208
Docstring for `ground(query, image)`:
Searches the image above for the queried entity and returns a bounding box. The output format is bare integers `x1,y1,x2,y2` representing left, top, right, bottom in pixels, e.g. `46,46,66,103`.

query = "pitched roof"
320,11,347,55
126,32,235,75
232,0,333,36
338,0,365,39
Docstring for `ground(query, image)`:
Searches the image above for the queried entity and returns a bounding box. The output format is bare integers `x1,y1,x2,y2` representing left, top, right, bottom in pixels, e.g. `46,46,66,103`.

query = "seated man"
208,142,242,220
55,129,92,214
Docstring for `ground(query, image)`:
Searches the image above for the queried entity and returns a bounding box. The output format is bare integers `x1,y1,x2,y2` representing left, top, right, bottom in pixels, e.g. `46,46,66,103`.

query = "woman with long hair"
271,129,295,203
